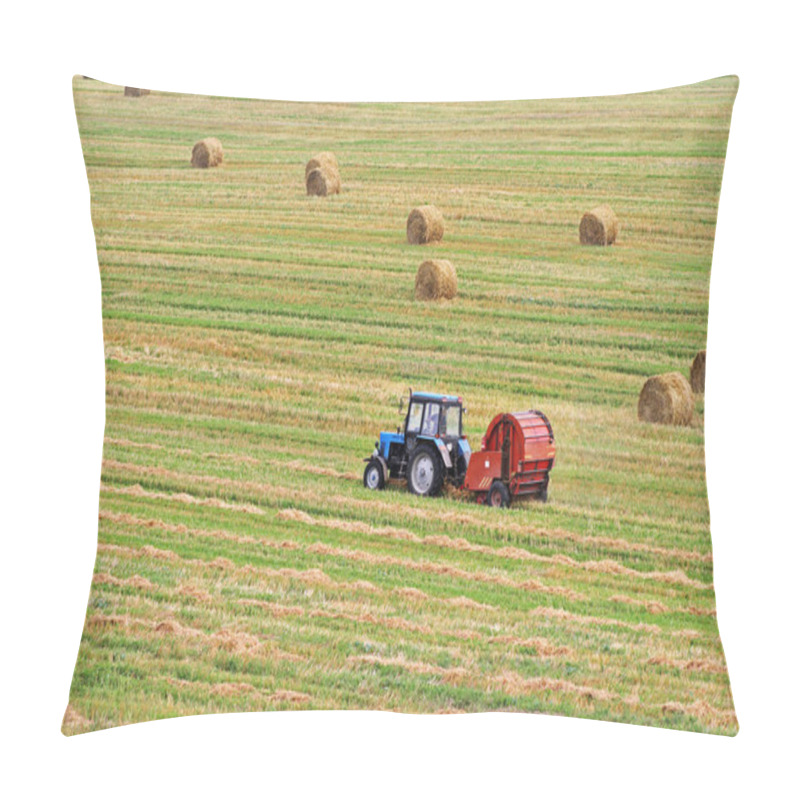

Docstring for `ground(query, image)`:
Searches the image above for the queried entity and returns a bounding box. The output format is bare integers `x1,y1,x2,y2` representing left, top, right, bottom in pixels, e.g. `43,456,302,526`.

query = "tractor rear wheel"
363,460,385,490
407,444,444,497
486,480,511,508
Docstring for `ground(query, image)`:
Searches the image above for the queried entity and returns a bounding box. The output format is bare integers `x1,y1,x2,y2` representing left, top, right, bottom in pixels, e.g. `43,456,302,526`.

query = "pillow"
64,75,738,736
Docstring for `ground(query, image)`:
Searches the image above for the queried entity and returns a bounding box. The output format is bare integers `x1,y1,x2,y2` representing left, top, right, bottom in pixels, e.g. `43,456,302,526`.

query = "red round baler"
463,410,555,507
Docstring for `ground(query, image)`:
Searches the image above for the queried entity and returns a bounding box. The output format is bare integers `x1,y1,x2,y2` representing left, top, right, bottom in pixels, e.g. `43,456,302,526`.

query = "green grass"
64,75,738,736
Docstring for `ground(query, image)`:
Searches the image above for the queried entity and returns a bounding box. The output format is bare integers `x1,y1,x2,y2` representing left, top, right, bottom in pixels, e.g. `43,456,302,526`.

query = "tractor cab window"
406,402,424,434
421,403,440,436
441,405,462,438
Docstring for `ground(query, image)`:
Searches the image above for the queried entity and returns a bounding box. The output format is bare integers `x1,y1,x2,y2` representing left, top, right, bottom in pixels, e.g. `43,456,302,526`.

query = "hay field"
65,76,738,735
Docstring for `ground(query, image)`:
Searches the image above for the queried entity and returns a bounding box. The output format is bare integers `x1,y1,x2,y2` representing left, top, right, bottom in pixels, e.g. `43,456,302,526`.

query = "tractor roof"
411,391,461,404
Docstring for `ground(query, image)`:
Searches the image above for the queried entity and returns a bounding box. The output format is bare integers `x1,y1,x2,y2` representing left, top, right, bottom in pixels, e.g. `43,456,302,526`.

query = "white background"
2,1,798,797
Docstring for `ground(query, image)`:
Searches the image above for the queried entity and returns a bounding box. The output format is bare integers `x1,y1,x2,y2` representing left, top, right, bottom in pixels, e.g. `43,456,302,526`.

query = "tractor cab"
364,390,471,496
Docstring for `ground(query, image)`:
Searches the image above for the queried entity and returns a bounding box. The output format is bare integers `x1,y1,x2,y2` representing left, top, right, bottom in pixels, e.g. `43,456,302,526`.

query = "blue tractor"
363,390,471,497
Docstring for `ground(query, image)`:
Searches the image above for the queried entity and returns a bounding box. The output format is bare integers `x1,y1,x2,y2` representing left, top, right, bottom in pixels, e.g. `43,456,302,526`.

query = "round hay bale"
305,152,341,196
124,86,150,97
305,152,339,179
306,167,341,197
637,372,694,426
191,138,224,169
407,205,445,244
579,204,619,246
690,350,706,394
414,260,457,301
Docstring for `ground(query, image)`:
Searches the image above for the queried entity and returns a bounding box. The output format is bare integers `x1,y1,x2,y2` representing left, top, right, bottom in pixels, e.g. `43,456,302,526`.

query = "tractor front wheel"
407,444,444,497
486,480,511,508
363,460,385,491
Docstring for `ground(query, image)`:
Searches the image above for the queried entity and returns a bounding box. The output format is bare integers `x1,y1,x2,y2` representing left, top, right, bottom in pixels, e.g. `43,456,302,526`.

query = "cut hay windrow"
304,541,585,600
101,481,267,515
492,670,617,703
487,635,571,657
530,605,661,635
638,372,694,426
92,572,154,590
238,592,570,651
165,677,310,703
99,509,280,547
348,654,468,682
104,437,164,450
609,594,669,613
646,655,726,674
278,509,711,589
100,463,713,565
210,682,258,697
178,584,213,603
85,613,141,631
406,205,445,244
310,609,433,636
579,204,618,246
238,598,305,617
660,699,738,726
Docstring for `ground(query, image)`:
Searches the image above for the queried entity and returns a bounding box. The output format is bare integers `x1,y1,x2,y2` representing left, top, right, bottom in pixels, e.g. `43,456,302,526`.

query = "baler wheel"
407,444,444,497
486,480,510,508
